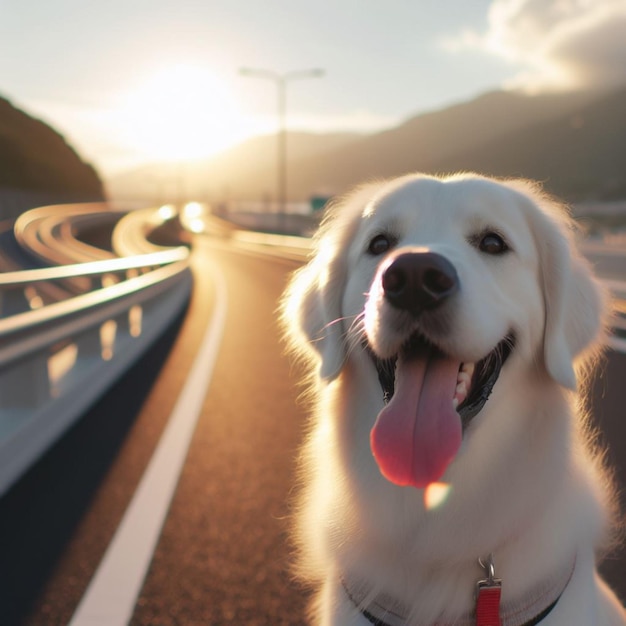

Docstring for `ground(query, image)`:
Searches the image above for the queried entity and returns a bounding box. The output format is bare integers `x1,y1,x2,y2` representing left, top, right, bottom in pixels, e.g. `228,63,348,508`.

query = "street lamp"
240,67,325,221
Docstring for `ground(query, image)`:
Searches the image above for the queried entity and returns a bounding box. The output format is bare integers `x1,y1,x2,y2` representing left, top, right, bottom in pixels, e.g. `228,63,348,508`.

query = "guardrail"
0,212,192,496
14,203,125,265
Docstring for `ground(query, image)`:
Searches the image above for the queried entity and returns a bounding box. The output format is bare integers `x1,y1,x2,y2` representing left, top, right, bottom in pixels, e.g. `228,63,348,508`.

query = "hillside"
428,86,626,200
0,96,104,200
106,132,360,202
287,89,600,199
106,87,625,204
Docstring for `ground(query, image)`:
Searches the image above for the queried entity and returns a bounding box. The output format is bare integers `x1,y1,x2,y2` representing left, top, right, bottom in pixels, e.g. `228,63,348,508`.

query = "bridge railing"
0,227,192,496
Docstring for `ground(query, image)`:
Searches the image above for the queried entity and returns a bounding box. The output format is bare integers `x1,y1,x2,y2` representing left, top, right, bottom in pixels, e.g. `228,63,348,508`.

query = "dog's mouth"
367,333,515,489
371,333,515,427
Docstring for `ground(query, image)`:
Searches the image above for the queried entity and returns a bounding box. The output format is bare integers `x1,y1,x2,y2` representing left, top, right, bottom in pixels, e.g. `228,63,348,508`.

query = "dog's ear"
539,234,605,389
282,184,383,381
283,249,347,381
518,182,606,389
282,181,387,382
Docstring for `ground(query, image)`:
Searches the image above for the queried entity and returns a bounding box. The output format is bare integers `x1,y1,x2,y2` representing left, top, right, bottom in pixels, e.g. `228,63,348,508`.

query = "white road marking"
69,264,228,626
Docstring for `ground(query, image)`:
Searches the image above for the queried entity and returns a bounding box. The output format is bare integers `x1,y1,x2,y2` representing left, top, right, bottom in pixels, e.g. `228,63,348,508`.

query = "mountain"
0,96,104,200
105,132,361,202
106,87,626,205
427,87,626,201
286,89,603,200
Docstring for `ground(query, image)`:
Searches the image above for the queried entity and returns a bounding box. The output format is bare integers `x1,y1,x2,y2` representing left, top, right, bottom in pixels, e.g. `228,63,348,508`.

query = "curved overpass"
0,204,192,495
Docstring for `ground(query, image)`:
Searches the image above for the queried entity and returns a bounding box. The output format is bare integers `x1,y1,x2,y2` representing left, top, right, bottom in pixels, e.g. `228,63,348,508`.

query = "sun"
116,63,251,161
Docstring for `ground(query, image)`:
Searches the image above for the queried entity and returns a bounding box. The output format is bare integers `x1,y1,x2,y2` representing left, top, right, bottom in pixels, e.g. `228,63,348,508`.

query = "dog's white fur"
282,173,626,625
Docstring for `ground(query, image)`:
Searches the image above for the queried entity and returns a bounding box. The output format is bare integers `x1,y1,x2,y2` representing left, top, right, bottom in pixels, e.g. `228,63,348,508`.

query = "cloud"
443,0,626,92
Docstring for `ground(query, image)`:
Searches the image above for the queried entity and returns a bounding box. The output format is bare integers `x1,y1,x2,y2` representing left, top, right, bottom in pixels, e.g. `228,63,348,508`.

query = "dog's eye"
367,234,394,256
478,232,509,255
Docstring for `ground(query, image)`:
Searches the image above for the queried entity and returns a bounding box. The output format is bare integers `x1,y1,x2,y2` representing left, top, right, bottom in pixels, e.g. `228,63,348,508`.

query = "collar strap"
342,556,576,626
351,597,560,626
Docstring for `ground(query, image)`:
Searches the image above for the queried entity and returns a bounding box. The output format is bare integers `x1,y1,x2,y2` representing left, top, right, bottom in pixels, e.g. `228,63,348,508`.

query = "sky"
1,0,625,177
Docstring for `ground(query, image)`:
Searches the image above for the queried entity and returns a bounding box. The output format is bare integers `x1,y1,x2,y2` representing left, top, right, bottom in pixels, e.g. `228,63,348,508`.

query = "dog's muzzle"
365,250,515,489
372,249,515,428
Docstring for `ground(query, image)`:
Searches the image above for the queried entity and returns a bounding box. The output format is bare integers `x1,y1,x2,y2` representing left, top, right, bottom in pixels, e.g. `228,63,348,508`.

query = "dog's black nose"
382,251,458,313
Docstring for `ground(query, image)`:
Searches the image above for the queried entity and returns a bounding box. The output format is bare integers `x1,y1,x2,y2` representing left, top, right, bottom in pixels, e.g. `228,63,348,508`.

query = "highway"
1,228,625,625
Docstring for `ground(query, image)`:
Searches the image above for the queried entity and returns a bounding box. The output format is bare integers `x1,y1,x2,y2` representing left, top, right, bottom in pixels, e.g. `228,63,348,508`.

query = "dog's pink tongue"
370,349,462,489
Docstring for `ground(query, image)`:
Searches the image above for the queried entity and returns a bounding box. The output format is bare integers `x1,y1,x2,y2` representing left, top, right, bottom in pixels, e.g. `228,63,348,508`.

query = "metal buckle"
475,554,503,626
477,553,502,594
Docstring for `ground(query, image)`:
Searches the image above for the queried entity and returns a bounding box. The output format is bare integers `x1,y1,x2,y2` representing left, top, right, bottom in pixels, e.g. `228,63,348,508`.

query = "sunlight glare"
100,320,117,361
424,482,452,510
129,305,143,338
181,201,207,233
24,285,44,309
183,201,204,219
48,343,78,396
158,204,177,220
117,64,251,161
187,218,205,234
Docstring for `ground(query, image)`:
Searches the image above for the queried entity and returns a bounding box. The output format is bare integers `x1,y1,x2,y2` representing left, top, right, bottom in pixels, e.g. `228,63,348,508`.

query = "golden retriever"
282,173,625,625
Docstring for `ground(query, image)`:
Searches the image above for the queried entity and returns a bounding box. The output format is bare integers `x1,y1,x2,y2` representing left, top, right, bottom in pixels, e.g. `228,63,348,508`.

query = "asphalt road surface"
2,238,311,626
1,235,625,625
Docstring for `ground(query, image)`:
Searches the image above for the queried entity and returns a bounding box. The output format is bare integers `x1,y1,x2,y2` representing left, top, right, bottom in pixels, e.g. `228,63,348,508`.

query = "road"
1,234,625,625
1,237,310,625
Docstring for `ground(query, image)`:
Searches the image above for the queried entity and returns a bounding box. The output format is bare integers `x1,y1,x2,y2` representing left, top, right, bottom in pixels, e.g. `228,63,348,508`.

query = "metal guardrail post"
74,325,104,363
0,288,30,317
0,352,50,408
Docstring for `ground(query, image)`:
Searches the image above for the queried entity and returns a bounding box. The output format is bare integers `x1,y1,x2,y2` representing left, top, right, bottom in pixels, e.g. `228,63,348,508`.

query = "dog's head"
283,174,607,488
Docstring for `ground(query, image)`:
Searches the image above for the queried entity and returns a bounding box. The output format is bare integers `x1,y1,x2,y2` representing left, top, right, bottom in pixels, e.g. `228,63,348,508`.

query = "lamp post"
240,67,324,221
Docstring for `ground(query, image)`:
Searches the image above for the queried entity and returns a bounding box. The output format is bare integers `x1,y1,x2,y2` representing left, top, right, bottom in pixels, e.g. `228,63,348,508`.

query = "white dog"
282,174,626,625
